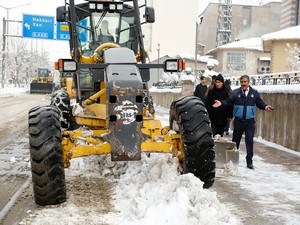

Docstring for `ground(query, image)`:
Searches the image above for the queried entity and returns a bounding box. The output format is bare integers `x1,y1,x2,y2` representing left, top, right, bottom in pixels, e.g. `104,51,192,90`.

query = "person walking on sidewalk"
194,75,208,103
213,75,273,169
205,74,232,137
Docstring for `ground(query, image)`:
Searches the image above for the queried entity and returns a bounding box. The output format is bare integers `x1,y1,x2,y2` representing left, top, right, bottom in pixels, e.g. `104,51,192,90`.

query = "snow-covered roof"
207,37,263,54
176,53,219,65
261,25,300,41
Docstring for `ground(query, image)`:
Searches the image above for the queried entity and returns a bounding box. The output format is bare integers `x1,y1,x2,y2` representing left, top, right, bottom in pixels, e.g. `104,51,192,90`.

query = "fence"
228,71,300,86
150,90,300,153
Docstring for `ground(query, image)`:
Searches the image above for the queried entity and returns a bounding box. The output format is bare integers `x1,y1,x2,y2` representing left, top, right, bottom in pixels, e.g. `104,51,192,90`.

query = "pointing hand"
213,100,221,108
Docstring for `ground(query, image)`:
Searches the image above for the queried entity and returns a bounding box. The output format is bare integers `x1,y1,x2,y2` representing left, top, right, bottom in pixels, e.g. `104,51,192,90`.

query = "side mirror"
145,7,155,23
57,6,67,22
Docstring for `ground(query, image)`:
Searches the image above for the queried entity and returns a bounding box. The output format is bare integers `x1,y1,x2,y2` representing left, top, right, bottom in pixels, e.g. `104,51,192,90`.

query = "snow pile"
113,154,237,225
0,85,29,96
180,73,195,82
20,153,239,225
160,72,180,84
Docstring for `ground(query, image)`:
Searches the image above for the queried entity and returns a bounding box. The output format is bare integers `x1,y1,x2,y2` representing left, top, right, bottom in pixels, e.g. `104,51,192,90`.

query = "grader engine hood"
103,48,145,161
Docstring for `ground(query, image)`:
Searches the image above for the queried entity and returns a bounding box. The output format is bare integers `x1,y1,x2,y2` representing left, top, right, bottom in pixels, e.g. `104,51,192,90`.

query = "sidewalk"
212,135,300,225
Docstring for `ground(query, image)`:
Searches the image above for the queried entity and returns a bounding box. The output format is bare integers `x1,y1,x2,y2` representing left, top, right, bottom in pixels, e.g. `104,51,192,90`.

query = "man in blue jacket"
213,75,273,169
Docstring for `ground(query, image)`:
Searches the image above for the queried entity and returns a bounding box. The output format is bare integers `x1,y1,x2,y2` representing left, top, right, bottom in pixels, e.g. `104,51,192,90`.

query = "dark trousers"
232,118,255,164
211,123,225,137
224,120,230,132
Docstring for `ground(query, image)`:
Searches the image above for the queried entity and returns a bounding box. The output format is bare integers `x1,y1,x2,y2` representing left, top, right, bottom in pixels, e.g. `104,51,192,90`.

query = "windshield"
78,12,135,56
36,69,50,77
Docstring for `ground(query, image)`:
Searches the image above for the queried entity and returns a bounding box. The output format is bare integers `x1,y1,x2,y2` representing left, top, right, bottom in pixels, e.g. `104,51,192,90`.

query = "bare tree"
6,38,51,87
285,43,300,71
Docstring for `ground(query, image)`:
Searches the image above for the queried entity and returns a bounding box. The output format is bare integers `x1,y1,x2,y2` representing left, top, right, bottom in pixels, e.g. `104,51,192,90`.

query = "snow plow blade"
214,138,239,169
30,83,55,94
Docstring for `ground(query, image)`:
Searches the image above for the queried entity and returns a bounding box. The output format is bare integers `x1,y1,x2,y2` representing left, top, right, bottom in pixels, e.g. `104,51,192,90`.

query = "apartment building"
198,1,281,54
280,0,300,28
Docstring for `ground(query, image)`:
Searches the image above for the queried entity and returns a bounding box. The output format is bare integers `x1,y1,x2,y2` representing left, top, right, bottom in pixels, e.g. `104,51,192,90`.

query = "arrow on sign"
24,23,30,30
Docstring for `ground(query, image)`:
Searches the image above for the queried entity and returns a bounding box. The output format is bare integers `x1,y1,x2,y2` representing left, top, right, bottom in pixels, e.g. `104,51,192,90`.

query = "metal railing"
228,71,300,86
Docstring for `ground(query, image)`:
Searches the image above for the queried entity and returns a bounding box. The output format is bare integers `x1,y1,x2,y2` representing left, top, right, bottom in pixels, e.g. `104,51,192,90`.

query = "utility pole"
0,3,31,88
195,15,203,77
157,43,160,82
1,17,6,88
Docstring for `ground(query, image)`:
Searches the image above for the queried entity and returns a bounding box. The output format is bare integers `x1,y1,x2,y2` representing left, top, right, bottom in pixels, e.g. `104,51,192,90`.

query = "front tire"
170,96,215,188
50,90,71,129
28,105,66,205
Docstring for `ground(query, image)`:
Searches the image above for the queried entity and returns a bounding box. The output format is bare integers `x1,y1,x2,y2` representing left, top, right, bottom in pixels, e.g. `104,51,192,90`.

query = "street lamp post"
194,15,203,78
157,43,160,82
0,3,31,88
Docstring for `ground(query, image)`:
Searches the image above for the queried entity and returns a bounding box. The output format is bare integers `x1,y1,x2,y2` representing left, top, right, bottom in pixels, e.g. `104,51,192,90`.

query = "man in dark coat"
194,76,207,103
205,74,233,137
213,75,273,169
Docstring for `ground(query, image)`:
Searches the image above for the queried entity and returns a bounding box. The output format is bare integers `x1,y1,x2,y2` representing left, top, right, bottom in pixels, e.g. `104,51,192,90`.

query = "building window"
242,6,251,29
227,52,246,71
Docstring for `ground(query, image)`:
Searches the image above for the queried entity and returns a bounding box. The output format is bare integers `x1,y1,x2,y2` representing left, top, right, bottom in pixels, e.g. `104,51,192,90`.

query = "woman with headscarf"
205,74,233,136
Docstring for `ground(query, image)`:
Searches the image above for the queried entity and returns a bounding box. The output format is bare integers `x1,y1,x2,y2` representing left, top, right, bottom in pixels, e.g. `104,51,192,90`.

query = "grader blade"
30,83,55,94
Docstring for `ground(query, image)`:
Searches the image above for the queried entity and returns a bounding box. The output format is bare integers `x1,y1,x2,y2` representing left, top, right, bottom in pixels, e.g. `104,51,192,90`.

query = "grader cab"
28,0,215,206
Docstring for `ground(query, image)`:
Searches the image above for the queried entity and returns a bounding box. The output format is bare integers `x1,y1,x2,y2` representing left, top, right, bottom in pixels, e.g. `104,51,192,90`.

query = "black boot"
247,164,254,169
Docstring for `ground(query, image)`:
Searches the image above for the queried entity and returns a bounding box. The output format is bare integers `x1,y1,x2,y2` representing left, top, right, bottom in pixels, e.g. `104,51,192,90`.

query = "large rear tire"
28,105,66,205
170,96,215,188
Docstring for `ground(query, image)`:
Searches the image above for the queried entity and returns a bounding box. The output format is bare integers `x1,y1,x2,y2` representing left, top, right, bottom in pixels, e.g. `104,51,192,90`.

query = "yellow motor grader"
28,0,215,206
30,68,55,94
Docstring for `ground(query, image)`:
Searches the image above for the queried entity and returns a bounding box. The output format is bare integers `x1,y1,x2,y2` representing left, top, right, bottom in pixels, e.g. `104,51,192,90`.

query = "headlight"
64,61,77,72
97,4,103,10
56,59,77,72
89,3,96,10
165,61,178,71
116,3,123,11
164,59,184,72
109,4,116,11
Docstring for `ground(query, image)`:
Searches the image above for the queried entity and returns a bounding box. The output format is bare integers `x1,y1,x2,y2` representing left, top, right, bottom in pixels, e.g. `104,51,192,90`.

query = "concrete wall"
150,90,300,152
256,93,300,152
151,91,181,109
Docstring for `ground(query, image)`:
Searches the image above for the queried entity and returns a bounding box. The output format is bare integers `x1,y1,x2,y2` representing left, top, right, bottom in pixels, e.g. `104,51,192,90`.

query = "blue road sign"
56,22,70,41
23,14,54,40
57,19,88,41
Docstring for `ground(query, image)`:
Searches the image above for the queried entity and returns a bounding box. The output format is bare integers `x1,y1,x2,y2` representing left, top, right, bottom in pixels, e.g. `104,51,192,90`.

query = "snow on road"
1,86,299,225
217,148,300,225
19,104,238,225
18,105,299,225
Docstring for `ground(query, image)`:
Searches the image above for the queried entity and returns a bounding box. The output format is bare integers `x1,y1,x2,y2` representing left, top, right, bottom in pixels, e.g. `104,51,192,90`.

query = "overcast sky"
0,0,281,62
